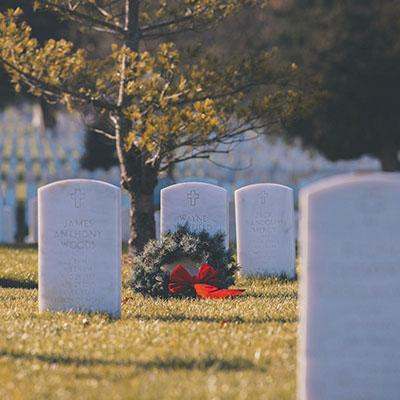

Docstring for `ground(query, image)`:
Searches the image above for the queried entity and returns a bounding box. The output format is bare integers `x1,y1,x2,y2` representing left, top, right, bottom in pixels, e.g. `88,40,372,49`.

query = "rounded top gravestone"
160,182,229,247
39,179,121,318
235,183,296,277
299,172,400,400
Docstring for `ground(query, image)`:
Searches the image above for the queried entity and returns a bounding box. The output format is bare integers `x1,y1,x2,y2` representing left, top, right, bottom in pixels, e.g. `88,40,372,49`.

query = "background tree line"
2,0,399,172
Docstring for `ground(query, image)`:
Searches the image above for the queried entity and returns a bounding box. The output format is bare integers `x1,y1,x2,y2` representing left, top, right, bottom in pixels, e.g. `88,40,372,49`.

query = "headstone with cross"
70,189,86,208
257,191,269,204
235,183,295,276
161,182,229,247
38,179,121,318
299,173,400,400
187,190,200,207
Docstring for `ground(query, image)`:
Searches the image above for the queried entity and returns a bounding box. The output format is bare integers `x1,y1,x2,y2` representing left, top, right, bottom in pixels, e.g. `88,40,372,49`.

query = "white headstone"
299,173,400,400
27,197,38,243
161,182,229,246
3,206,15,243
235,184,295,276
121,206,130,243
154,210,160,240
39,179,121,318
32,103,46,134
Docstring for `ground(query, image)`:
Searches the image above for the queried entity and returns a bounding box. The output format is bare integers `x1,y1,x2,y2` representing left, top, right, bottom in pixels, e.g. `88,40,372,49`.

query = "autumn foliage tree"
0,0,68,123
0,1,298,254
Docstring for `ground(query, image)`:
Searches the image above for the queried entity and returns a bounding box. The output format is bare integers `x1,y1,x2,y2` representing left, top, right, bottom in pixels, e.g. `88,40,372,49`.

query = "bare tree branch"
158,117,278,171
176,80,279,107
141,27,199,40
41,0,126,35
141,15,194,33
90,127,117,140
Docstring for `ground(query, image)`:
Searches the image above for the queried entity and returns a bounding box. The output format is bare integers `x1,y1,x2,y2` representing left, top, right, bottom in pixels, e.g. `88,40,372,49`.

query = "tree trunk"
116,0,155,256
127,165,158,256
379,142,400,171
113,115,159,255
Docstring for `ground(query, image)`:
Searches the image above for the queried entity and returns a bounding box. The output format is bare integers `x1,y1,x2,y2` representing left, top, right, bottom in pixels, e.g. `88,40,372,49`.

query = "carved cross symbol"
258,191,268,205
70,189,86,208
187,190,200,207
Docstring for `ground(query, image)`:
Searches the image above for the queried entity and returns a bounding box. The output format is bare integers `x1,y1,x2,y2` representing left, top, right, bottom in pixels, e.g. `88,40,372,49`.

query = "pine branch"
0,57,117,112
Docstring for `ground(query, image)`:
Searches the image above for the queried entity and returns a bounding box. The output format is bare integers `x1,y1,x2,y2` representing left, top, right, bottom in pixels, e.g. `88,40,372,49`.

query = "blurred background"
1,0,398,242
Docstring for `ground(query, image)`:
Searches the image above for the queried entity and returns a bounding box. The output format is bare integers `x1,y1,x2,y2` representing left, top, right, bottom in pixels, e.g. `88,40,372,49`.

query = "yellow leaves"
125,131,138,152
123,93,223,154
178,77,187,92
111,43,119,52
157,43,179,71
7,8,23,18
124,105,140,120
194,98,215,112
7,22,17,34
32,1,41,12
62,94,74,112
0,8,90,106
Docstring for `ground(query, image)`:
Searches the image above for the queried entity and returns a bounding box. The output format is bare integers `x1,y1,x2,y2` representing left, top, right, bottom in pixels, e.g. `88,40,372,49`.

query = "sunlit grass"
0,247,297,400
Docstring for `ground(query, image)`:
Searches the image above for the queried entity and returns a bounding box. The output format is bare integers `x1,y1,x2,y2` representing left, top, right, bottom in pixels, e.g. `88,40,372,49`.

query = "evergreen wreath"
129,225,240,298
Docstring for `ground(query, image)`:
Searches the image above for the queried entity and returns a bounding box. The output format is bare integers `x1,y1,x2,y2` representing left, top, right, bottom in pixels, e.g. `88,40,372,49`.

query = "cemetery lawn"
0,247,297,400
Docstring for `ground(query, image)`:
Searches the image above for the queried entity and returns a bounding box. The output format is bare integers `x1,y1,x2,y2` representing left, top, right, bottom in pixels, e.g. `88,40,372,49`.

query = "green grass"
0,247,298,400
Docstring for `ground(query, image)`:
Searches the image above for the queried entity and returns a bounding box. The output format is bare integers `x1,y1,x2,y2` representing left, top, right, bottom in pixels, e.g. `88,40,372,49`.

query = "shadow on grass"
126,313,297,324
0,244,37,249
0,350,265,372
0,278,38,289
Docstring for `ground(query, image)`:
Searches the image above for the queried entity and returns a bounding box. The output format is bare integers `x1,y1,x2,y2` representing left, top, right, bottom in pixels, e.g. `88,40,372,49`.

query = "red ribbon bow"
168,263,244,299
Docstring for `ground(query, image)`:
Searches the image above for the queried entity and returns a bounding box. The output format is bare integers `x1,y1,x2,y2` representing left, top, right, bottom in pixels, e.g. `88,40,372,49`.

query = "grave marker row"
38,179,296,318
17,172,400,399
161,182,296,277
